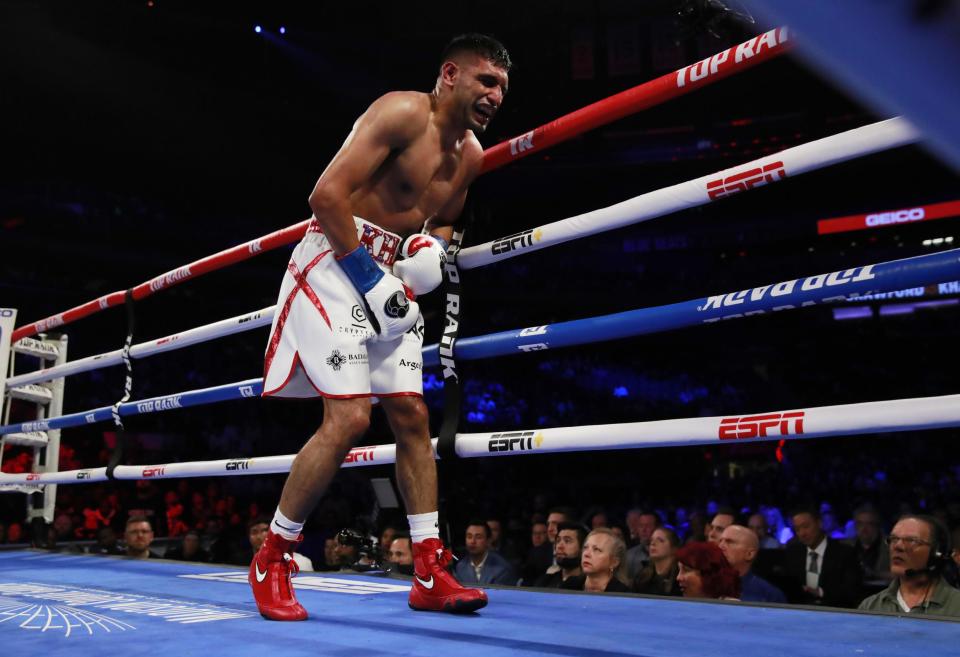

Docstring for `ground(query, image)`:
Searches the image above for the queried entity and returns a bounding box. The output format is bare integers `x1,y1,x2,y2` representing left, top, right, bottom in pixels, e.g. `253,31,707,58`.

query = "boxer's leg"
381,395,436,515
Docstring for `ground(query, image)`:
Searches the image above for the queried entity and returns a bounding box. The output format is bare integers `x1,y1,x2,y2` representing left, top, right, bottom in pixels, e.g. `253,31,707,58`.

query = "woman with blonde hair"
561,528,631,593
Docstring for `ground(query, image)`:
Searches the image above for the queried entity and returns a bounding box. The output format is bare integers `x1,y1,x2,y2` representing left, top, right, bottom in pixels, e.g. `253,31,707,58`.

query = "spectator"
380,525,399,555
848,505,891,583
386,533,414,575
633,527,681,597
454,520,516,585
542,507,577,576
783,507,861,607
719,525,786,603
676,541,740,600
244,517,313,571
684,510,708,544
486,516,520,564
624,510,660,579
318,536,340,572
124,516,156,559
546,507,576,545
166,530,211,562
859,515,960,617
561,528,630,593
534,522,586,588
707,508,736,544
90,526,124,555
521,521,552,584
748,512,781,549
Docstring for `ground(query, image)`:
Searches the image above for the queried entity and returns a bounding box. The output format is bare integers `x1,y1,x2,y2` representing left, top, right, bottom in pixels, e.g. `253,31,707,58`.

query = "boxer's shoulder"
365,91,432,139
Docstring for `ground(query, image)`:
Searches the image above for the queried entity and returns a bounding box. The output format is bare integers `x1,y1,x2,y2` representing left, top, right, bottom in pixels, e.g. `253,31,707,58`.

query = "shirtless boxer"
250,34,511,619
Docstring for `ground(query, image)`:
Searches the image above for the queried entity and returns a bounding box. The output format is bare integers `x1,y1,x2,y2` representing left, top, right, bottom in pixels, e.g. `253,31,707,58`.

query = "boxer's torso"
348,92,481,237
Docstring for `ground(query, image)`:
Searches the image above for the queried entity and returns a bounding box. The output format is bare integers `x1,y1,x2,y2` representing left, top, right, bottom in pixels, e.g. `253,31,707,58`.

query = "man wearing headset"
859,515,960,616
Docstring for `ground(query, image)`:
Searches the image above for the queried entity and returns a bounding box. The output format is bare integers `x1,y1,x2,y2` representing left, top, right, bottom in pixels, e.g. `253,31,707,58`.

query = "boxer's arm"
308,92,425,255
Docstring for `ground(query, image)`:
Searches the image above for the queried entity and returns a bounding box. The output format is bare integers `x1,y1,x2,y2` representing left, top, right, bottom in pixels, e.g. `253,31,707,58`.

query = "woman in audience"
633,527,681,596
676,541,740,600
561,528,631,593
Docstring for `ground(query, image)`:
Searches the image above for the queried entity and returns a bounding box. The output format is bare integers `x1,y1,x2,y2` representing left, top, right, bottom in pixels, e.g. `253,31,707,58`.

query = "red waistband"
307,217,401,267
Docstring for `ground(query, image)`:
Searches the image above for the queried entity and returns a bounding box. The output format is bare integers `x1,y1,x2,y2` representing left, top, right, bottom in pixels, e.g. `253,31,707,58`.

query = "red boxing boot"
249,529,308,621
408,537,488,613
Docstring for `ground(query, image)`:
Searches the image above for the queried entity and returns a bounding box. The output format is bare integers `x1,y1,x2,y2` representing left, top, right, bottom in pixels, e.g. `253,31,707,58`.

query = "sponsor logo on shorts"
359,223,401,265
343,448,375,463
718,411,805,440
351,305,367,324
398,358,422,371
225,460,250,471
327,350,347,371
706,161,786,200
326,350,367,371
488,431,543,452
491,229,543,256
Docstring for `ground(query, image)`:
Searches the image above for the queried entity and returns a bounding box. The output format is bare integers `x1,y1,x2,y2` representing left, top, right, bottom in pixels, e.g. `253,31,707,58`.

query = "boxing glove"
337,245,419,341
393,234,448,296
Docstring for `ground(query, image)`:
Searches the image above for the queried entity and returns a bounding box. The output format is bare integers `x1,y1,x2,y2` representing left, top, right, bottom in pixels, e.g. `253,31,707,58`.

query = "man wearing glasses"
859,515,960,617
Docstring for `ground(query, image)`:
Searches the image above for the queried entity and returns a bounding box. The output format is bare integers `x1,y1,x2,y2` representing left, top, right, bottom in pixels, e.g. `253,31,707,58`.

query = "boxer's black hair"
441,33,512,71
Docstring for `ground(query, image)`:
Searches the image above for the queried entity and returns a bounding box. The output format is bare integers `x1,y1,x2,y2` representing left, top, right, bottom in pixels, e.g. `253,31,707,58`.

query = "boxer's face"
447,54,508,133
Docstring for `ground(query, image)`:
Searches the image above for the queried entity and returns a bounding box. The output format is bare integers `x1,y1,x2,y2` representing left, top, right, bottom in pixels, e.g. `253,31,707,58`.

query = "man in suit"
454,520,517,586
783,507,861,607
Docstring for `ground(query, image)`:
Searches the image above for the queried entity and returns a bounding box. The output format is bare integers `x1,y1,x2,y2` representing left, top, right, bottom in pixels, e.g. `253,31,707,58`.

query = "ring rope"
11,27,790,343
459,117,919,269
4,392,959,486
5,119,929,392
3,247,958,438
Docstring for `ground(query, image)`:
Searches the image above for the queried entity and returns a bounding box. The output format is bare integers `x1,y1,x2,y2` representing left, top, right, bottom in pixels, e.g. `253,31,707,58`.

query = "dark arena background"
1,1,959,654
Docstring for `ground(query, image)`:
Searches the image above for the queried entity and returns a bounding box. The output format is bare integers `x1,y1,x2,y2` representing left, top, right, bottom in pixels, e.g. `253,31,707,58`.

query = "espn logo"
488,431,541,452
707,161,785,201
344,448,375,463
718,411,804,440
142,466,166,478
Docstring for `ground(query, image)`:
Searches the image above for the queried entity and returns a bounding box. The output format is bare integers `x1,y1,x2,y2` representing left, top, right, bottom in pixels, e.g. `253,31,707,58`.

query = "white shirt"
805,536,827,591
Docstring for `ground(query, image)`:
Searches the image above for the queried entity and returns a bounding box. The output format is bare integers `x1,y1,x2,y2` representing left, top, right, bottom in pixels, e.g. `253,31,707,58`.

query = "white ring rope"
2,392,958,486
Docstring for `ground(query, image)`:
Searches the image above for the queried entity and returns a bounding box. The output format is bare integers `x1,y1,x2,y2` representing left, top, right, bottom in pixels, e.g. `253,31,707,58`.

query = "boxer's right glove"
337,245,419,341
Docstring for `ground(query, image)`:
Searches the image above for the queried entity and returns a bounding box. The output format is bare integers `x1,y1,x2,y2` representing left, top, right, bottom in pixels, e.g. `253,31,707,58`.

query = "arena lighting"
279,26,286,35
254,25,262,34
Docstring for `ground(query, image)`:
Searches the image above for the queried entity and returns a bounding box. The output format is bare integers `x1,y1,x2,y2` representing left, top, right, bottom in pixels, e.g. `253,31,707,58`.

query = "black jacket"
783,537,862,608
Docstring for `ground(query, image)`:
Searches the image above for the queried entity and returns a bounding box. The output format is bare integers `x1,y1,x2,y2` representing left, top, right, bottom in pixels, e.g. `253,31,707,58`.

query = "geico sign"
865,208,924,227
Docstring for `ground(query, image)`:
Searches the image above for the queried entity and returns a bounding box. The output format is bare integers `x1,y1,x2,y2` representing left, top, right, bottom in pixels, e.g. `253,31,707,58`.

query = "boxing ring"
2,25,959,654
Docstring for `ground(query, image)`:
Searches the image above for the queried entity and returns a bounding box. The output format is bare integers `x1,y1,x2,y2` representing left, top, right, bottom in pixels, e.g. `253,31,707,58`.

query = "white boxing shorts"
262,217,425,399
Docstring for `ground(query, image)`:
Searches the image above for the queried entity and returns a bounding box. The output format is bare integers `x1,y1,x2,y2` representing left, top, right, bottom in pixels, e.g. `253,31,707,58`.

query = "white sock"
271,508,303,541
408,511,440,543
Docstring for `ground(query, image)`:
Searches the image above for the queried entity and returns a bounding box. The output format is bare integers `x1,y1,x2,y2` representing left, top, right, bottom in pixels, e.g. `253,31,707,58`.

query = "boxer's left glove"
337,245,419,341
393,234,448,296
